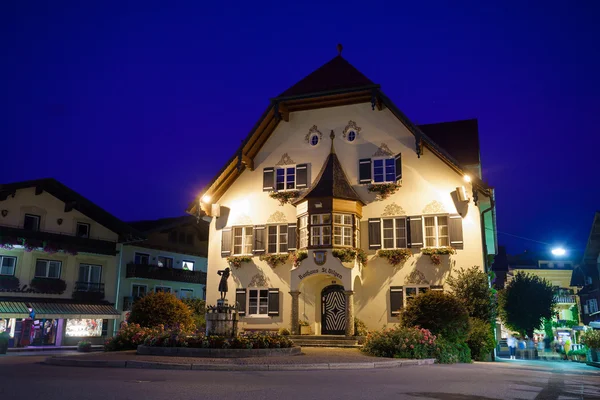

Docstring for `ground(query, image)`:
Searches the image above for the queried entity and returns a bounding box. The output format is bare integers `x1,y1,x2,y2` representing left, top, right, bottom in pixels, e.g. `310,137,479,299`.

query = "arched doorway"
321,285,346,335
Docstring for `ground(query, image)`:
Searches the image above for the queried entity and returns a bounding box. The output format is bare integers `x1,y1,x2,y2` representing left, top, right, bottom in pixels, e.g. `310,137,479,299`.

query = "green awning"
0,301,30,318
30,302,120,319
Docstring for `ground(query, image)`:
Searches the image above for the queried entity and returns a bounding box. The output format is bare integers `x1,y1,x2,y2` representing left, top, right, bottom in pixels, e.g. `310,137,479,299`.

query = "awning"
30,302,120,319
0,301,30,318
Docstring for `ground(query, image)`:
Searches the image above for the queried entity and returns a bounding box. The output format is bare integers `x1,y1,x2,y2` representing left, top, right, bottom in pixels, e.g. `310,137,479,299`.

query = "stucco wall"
205,103,488,331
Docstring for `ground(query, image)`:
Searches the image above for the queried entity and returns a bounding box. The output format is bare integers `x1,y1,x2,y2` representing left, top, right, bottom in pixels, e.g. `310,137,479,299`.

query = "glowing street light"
551,247,566,256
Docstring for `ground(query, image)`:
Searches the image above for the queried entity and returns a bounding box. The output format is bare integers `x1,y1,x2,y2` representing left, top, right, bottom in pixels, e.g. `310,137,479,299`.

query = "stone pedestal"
290,290,300,335
205,300,239,338
344,290,355,337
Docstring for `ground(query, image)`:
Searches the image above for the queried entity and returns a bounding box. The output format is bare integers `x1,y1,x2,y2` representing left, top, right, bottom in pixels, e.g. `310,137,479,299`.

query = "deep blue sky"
2,1,599,256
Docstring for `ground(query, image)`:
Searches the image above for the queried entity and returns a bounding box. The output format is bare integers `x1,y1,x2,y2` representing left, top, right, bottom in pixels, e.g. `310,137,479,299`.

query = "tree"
401,291,470,342
181,297,206,332
498,271,556,338
446,266,497,322
128,292,194,331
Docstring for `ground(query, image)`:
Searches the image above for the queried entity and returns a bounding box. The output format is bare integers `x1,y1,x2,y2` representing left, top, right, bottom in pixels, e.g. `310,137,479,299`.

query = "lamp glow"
463,175,472,183
201,195,211,203
551,248,566,256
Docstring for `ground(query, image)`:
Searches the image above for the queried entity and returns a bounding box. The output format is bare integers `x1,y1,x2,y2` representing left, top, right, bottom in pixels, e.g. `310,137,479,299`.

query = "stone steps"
289,335,361,348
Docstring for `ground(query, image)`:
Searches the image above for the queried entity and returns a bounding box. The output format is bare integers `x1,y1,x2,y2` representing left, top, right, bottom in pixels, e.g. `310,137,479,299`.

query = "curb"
44,356,435,371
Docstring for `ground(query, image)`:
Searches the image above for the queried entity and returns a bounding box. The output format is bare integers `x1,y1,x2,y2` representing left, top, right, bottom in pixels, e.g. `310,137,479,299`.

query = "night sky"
2,1,599,256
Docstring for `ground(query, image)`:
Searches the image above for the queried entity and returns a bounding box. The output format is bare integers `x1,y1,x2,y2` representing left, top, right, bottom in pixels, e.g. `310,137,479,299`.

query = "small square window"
24,214,40,231
76,222,90,238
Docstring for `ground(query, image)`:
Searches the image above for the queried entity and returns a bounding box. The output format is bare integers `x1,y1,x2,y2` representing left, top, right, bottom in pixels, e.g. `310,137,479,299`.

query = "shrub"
361,326,437,359
435,337,472,364
401,291,470,342
278,327,291,336
142,331,294,349
128,292,194,331
466,318,496,361
354,317,369,336
181,298,206,333
446,266,497,322
104,323,164,351
77,340,92,352
581,329,600,349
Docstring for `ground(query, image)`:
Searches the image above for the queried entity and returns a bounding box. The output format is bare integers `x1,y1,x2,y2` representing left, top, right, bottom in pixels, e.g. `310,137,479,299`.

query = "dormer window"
76,222,90,238
24,214,40,231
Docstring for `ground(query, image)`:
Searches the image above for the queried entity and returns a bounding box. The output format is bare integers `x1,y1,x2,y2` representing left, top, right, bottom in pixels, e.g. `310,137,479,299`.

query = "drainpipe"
478,188,496,361
113,237,145,333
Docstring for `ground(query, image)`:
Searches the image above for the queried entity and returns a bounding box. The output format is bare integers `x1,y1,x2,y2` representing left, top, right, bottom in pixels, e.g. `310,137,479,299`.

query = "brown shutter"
390,286,404,316
221,228,232,257
408,216,423,248
359,159,372,184
268,288,280,316
368,218,382,249
263,167,274,191
236,288,247,316
296,164,308,189
395,153,402,181
253,225,266,254
448,214,464,249
287,224,297,251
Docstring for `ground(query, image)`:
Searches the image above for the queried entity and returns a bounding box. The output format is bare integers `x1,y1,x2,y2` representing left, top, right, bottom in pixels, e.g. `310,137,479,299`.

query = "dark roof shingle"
418,119,480,166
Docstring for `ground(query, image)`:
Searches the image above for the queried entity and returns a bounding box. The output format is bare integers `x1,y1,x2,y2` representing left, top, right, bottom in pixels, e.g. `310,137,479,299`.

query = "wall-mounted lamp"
201,195,211,203
1,209,7,217
463,175,472,183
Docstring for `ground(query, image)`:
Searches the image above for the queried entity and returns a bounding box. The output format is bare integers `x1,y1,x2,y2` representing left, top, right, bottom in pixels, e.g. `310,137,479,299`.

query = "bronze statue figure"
217,267,231,300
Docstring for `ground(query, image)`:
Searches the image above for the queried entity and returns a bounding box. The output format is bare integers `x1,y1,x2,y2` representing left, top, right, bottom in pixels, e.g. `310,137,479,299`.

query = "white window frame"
267,224,288,254
346,130,357,143
299,215,308,249
35,259,62,279
182,260,195,271
310,214,331,246
371,157,396,184
24,213,41,231
78,264,102,287
381,217,407,249
233,226,253,255
76,222,90,238
423,215,449,248
157,255,174,268
248,288,269,316
134,252,150,265
309,133,320,147
179,288,194,299
0,256,17,276
275,165,296,191
131,284,148,298
589,299,599,314
404,285,430,307
333,213,353,247
154,286,172,293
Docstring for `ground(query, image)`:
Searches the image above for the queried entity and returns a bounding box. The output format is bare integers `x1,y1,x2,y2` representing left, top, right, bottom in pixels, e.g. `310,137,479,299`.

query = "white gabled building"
188,50,497,336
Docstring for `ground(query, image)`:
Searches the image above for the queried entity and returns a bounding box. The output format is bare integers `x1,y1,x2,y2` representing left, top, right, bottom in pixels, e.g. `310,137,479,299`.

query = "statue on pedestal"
217,267,231,300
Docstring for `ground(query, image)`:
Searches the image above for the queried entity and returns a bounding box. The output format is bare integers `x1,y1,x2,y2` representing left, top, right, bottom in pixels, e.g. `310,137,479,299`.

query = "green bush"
142,331,294,349
104,323,165,351
181,297,206,332
466,318,496,361
361,326,437,359
401,291,470,342
435,337,472,364
581,329,600,349
278,327,291,336
354,317,369,336
128,292,194,331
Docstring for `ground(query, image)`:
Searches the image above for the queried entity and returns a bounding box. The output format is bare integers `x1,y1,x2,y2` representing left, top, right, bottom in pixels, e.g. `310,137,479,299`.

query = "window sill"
243,315,271,319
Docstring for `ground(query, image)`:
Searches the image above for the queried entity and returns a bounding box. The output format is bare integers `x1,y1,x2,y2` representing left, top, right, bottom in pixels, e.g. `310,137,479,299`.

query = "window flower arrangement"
19,238,37,252
421,247,456,265
290,250,307,268
332,248,368,267
77,340,93,352
367,182,401,200
0,243,14,250
226,256,253,269
259,253,290,268
377,249,413,266
269,190,300,206
42,241,59,255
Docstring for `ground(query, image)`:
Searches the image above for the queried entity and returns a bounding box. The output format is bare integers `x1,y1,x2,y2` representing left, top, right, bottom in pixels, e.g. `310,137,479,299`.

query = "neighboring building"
187,50,497,335
0,179,142,348
117,216,208,321
573,211,600,327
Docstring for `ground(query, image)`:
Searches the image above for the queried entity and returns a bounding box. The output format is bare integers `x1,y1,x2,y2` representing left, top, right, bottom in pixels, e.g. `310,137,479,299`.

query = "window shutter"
287,224,297,251
408,216,423,248
263,167,274,191
359,158,372,184
268,288,280,316
390,286,404,316
395,153,402,181
448,214,464,249
221,228,232,257
430,285,443,291
235,288,247,316
296,164,308,189
253,225,266,254
368,218,382,249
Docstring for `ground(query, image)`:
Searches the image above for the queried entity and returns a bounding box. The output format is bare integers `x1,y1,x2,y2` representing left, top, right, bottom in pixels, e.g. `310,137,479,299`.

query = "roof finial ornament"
330,130,336,153
337,43,343,57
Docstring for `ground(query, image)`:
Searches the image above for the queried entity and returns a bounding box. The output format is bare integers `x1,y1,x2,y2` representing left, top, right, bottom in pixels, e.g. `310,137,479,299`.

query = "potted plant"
77,340,93,352
0,331,10,354
299,320,311,335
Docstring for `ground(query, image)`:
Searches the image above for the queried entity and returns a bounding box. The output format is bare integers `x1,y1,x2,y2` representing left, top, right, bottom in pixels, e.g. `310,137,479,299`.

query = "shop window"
248,289,269,316
589,299,599,314
423,215,449,248
101,319,108,336
65,319,102,337
134,252,150,265
168,231,177,243
34,259,61,278
0,256,16,276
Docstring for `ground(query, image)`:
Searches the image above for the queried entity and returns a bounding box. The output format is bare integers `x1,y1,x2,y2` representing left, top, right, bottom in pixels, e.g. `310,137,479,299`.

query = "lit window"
310,134,320,146
134,253,150,265
372,158,395,183
347,130,356,142
382,218,407,249
267,225,288,253
35,259,62,278
233,226,253,255
333,214,353,246
404,286,429,306
299,216,308,249
0,256,16,276
182,260,194,271
248,289,269,315
423,216,449,248
76,222,90,238
157,256,173,268
24,214,40,231
276,166,296,191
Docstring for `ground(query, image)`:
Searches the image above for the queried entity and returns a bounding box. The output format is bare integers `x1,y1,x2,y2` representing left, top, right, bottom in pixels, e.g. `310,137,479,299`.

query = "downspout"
113,237,146,333
478,188,496,361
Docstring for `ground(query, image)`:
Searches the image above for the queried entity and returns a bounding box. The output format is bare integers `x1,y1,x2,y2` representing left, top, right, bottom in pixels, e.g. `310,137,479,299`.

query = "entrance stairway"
289,335,361,348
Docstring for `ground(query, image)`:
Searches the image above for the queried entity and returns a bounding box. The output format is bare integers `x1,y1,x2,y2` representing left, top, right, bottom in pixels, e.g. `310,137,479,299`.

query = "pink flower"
429,340,433,344
405,338,409,343
410,345,414,349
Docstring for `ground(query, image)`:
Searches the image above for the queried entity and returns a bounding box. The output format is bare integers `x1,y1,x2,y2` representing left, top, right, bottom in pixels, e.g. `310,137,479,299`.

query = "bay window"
333,214,353,246
311,214,331,246
299,216,308,249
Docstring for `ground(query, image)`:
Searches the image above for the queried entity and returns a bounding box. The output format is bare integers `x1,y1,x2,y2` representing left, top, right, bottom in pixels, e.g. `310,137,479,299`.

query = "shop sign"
298,267,343,281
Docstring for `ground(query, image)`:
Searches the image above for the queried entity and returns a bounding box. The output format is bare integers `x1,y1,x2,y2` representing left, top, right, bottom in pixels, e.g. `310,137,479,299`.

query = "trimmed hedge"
128,292,194,332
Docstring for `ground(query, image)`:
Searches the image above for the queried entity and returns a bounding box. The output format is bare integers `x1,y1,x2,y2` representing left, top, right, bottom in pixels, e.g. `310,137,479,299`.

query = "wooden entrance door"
321,285,346,335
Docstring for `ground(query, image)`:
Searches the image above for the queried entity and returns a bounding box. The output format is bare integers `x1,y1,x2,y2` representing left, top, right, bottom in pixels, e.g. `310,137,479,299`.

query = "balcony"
554,295,576,304
72,281,105,302
126,262,207,284
0,225,117,256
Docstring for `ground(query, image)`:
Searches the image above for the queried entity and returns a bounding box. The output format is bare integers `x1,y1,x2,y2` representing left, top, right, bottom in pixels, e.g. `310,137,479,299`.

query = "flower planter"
300,326,311,335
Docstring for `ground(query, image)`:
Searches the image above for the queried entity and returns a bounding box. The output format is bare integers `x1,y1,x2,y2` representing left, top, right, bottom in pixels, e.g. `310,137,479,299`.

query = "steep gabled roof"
0,178,143,241
582,211,600,265
418,119,480,166
279,56,375,98
294,138,363,204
